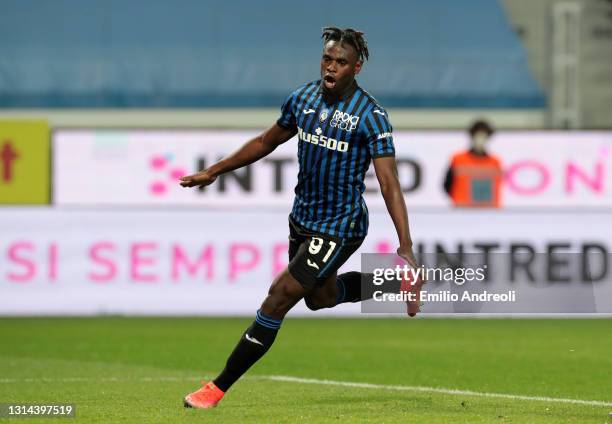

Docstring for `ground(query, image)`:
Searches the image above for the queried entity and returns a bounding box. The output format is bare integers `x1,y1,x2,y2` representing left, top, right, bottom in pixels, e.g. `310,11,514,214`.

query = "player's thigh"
305,271,338,306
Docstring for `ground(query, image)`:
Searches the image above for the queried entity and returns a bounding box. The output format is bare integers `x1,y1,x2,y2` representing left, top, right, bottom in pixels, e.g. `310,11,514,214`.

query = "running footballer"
180,27,420,409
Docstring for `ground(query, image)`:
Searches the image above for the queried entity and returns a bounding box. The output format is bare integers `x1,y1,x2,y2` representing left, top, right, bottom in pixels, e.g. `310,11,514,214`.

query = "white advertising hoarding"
1,208,611,316
53,130,612,208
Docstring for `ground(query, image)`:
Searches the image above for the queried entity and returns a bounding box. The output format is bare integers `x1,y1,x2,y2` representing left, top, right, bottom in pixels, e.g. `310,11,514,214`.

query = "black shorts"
287,217,364,289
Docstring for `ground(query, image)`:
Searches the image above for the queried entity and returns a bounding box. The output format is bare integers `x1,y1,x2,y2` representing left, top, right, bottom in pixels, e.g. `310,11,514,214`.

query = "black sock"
213,310,282,392
335,271,376,304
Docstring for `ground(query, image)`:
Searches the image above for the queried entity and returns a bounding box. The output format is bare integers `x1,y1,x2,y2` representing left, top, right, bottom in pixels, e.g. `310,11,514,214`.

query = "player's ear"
354,60,363,76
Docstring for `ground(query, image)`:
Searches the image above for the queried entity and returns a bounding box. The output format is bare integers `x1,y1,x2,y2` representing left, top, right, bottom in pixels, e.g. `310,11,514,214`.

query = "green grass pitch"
0,317,610,423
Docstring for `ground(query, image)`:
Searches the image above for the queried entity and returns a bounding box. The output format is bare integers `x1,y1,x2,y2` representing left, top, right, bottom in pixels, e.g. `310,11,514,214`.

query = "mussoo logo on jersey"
330,110,360,132
297,127,349,152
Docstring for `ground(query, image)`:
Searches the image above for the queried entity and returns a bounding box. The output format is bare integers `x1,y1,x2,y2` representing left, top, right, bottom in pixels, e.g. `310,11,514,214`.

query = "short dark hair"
468,120,494,137
321,27,369,62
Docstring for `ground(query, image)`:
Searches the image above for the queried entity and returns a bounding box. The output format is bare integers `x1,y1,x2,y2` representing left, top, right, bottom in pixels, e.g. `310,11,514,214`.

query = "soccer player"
180,27,419,409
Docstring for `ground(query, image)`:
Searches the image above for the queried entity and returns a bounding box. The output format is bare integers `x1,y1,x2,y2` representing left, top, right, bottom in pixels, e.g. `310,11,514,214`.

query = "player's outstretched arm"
180,123,296,188
373,156,418,268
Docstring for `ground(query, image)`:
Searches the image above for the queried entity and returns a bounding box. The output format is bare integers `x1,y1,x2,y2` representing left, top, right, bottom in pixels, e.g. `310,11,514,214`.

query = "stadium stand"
0,0,544,108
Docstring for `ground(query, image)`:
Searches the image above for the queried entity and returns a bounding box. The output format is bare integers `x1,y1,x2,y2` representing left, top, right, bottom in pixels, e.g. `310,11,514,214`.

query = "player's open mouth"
323,75,336,89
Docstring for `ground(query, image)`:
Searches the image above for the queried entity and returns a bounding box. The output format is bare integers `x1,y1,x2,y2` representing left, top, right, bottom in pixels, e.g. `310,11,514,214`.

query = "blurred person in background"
443,120,502,208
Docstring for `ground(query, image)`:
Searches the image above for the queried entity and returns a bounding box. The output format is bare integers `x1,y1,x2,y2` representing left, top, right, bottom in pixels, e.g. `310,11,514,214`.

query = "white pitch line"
253,375,612,408
0,374,610,408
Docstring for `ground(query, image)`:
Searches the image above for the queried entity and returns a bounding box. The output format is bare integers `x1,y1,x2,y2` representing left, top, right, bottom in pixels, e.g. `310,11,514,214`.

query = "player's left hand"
179,170,217,188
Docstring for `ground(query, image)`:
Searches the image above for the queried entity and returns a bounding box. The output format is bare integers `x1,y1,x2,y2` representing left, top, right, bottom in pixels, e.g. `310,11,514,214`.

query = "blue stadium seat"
0,0,545,108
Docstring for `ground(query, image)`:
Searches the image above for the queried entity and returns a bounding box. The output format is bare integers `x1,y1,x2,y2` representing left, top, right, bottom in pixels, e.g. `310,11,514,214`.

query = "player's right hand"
396,245,419,270
396,245,424,317
179,170,217,188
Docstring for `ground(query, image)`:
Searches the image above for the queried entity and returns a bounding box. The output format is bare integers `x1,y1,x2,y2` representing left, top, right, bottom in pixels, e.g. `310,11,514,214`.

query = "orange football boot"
183,381,225,409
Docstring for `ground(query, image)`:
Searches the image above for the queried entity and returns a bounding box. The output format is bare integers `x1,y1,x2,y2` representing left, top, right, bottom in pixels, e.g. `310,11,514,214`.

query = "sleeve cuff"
276,119,296,130
371,152,396,159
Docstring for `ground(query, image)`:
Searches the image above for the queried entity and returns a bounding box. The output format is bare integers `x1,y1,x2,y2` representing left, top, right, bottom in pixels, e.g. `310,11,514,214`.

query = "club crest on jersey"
319,110,329,123
330,110,360,132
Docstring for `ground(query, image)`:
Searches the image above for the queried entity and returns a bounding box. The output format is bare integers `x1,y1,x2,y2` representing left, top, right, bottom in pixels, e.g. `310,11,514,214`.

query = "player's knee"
304,296,324,311
304,292,335,311
261,271,306,317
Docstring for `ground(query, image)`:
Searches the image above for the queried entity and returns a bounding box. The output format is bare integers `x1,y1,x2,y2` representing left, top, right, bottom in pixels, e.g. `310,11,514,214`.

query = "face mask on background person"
472,131,489,154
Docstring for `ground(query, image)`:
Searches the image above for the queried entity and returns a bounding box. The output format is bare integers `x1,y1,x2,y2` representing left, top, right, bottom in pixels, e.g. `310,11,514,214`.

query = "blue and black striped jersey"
277,80,395,239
